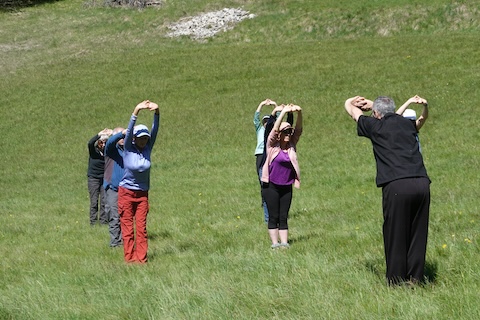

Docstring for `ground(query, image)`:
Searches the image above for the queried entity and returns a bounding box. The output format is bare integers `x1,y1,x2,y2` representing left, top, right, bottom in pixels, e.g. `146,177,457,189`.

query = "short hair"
373,96,396,118
98,135,109,141
112,127,124,135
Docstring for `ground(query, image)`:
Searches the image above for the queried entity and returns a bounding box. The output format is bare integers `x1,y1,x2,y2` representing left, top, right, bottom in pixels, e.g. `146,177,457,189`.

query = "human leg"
279,230,289,246
262,183,280,246
118,187,136,262
106,188,122,247
407,177,430,282
262,200,269,224
134,192,149,263
104,188,111,227
268,229,279,247
278,185,293,245
257,156,269,223
382,180,409,285
99,182,108,224
88,176,101,225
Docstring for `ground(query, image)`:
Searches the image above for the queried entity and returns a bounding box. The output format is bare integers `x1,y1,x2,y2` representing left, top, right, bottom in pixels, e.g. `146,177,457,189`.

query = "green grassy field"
1,0,480,318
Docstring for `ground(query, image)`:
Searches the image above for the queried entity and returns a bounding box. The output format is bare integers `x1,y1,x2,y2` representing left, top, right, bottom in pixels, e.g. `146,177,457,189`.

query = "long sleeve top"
260,112,294,169
104,132,125,191
253,111,266,156
119,113,160,191
261,125,302,189
87,134,105,179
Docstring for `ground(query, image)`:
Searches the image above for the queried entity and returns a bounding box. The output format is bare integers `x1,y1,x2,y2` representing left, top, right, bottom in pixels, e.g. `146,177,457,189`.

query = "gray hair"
99,135,110,141
372,96,396,118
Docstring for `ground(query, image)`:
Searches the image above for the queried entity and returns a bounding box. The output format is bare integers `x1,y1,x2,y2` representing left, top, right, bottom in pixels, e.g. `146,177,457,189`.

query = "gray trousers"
105,188,122,246
88,176,107,224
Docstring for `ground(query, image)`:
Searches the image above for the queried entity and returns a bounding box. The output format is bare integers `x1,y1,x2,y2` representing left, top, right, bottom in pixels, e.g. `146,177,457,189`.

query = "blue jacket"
119,113,159,191
104,132,125,191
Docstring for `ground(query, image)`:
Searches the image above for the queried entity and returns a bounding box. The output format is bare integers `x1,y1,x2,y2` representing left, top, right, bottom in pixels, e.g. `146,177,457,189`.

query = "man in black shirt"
87,128,112,225
344,95,430,286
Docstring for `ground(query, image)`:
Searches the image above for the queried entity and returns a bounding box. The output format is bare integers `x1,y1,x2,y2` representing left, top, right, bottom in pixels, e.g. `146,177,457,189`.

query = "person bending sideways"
87,128,112,226
396,95,429,154
104,127,126,248
254,98,278,223
118,100,159,264
344,95,430,286
261,104,303,249
257,101,295,224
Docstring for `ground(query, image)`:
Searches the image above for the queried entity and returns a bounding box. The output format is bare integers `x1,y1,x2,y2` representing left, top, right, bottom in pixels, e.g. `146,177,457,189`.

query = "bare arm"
255,99,277,129
344,96,369,122
256,99,277,113
416,102,428,131
396,95,426,115
396,95,428,130
98,128,113,137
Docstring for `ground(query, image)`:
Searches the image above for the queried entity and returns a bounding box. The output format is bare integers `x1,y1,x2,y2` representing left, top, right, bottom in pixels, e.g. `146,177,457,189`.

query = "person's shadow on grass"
365,258,438,285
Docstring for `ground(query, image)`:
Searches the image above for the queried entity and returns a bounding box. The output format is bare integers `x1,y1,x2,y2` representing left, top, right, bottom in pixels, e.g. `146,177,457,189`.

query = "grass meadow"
1,0,480,318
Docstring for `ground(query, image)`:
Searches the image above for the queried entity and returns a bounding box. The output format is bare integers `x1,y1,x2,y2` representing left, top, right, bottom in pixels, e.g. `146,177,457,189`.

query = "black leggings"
262,183,292,230
255,154,263,183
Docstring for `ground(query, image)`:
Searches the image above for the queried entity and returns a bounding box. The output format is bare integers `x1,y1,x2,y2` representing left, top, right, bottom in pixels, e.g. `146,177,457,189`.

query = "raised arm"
289,105,303,144
264,104,284,139
87,134,100,156
132,100,151,116
256,99,277,113
273,106,292,132
88,128,112,155
344,96,371,122
125,101,149,148
254,99,277,129
396,95,428,130
148,101,160,147
286,112,294,126
291,105,302,130
105,131,124,163
415,102,428,131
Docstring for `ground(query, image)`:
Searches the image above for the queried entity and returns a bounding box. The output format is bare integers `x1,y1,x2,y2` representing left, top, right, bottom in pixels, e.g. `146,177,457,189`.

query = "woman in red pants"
118,100,159,263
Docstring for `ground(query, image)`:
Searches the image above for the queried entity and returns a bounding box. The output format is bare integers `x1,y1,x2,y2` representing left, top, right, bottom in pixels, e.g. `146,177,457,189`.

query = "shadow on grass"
365,258,439,284
424,260,438,283
289,231,322,245
148,230,198,262
148,230,173,241
365,258,384,279
0,0,62,12
148,241,197,262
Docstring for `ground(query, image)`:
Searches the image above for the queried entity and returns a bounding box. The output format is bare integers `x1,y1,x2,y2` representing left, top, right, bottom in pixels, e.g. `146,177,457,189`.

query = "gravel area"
166,8,255,40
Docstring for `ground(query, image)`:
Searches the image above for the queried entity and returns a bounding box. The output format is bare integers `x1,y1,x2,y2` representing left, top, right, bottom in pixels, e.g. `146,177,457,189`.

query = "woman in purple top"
261,104,303,249
118,100,159,263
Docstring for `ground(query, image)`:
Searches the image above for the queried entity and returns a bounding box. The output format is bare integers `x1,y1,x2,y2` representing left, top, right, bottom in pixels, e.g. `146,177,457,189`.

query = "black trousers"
382,177,430,284
262,182,292,230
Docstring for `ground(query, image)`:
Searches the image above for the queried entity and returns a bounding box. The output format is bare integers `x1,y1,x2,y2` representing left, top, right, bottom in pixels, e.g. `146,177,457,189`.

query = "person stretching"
118,100,159,263
261,104,303,249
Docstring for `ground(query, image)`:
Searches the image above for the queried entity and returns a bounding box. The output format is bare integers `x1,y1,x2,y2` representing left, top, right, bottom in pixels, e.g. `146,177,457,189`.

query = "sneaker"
279,243,290,249
271,243,281,249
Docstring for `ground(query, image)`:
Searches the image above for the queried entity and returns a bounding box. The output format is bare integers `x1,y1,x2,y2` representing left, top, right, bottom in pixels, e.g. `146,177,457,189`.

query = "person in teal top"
254,99,277,223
